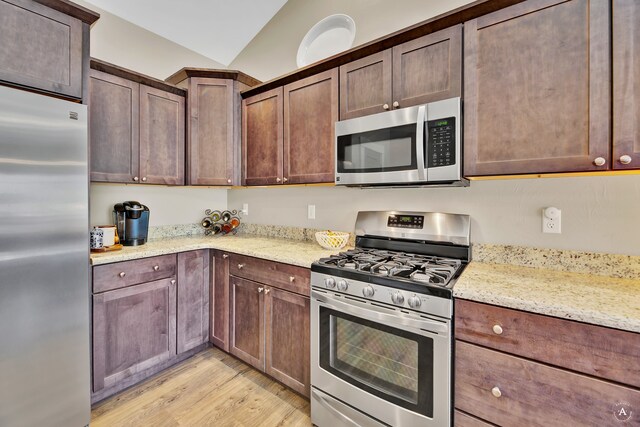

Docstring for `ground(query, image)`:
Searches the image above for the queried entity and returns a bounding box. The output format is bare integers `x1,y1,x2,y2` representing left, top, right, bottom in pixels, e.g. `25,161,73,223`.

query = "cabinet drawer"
455,341,640,427
455,299,640,387
229,254,310,296
454,410,493,427
93,254,177,293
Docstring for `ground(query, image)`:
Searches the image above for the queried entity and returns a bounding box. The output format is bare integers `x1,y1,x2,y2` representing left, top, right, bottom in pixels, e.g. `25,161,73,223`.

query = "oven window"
337,124,417,173
319,307,434,417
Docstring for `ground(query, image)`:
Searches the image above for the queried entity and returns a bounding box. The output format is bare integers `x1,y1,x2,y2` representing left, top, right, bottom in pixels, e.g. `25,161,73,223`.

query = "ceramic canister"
90,228,104,249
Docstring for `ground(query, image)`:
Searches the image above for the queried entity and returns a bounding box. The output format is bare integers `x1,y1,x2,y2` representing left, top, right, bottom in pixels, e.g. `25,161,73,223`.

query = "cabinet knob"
118,272,126,278
593,157,606,167
227,179,232,184
258,286,264,293
491,387,502,398
289,276,296,283
492,324,503,335
153,265,159,271
283,177,288,183
265,288,271,294
620,155,632,165
133,176,139,182
171,279,176,285
238,263,245,269
383,103,390,110
392,101,400,109
276,177,282,183
142,177,147,182
222,254,229,259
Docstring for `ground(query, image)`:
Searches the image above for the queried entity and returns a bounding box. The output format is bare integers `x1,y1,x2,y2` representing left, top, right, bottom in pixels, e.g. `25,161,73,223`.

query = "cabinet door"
265,287,310,397
177,250,209,354
464,0,610,176
0,0,83,98
242,87,284,185
392,25,462,108
92,278,176,392
210,251,230,351
89,70,140,183
187,78,237,185
139,84,185,185
229,276,264,370
613,0,640,170
284,69,338,184
339,50,392,119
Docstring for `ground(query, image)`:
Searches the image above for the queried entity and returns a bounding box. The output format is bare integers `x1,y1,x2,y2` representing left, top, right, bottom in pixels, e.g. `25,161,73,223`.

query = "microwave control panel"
427,117,456,168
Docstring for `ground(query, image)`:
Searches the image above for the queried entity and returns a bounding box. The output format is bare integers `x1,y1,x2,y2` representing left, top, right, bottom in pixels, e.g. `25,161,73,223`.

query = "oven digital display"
387,215,424,229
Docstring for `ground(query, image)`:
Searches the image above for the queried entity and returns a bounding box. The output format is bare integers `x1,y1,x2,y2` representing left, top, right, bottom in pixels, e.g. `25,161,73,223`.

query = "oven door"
311,289,451,427
335,105,426,186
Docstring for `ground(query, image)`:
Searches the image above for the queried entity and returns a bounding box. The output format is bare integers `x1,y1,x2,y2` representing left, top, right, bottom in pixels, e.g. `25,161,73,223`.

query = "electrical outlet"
308,204,316,220
542,207,561,234
242,203,249,216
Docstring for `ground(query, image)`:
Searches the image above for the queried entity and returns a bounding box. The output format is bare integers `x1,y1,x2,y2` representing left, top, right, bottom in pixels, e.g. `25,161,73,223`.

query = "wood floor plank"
91,347,311,427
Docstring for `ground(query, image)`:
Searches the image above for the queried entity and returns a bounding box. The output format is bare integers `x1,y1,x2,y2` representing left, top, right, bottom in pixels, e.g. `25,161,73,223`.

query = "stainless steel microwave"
335,97,467,187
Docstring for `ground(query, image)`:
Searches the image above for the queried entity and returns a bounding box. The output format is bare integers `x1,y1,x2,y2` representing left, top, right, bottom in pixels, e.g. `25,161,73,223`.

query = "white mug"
95,225,117,247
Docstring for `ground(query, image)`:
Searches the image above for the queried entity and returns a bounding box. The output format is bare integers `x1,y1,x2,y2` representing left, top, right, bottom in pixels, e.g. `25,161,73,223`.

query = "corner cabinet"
453,299,640,426
177,250,209,354
613,0,640,170
165,69,261,186
463,0,611,176
210,250,230,351
339,25,462,120
242,68,338,186
89,60,185,185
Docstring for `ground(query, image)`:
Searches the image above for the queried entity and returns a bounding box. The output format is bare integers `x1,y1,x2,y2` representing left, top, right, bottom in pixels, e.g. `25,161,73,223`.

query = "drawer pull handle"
238,263,245,269
118,272,126,278
258,287,264,293
289,276,295,283
222,254,229,259
491,387,502,398
492,324,503,335
171,279,176,285
153,265,159,271
265,288,271,294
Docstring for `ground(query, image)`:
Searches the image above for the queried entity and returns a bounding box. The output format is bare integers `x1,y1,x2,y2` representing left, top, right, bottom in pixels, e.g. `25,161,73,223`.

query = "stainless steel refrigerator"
0,85,91,426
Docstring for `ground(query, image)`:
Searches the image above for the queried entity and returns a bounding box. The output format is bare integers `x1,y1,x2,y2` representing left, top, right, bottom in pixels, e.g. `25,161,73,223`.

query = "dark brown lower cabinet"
210,250,230,351
265,286,310,396
229,276,265,370
92,277,177,392
177,250,209,354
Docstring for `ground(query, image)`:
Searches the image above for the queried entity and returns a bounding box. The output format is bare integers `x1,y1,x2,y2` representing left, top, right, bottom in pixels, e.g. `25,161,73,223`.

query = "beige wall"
77,0,225,80
81,1,229,226
228,176,640,256
229,0,474,81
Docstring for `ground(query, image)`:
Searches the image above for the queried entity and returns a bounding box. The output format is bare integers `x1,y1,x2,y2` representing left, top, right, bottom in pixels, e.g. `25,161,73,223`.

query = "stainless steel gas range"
310,211,471,427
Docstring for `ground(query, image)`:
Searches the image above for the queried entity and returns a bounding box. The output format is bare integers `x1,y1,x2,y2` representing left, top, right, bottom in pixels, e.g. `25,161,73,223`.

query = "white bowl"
315,231,350,250
297,14,356,68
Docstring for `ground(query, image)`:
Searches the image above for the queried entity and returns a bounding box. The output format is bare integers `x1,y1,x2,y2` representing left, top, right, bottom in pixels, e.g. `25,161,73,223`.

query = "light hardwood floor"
91,347,311,426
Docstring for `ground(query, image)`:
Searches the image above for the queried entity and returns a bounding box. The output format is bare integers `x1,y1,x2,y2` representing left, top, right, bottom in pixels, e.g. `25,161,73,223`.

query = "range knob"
337,279,349,292
408,295,422,309
324,277,336,289
391,291,405,305
362,285,375,298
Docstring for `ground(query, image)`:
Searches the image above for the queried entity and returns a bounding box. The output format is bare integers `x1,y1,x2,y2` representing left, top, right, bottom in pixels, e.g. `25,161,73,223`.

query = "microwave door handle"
416,105,427,181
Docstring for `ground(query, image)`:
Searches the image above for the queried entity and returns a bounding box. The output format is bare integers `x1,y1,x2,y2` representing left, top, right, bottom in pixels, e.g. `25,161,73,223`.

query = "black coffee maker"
113,201,150,246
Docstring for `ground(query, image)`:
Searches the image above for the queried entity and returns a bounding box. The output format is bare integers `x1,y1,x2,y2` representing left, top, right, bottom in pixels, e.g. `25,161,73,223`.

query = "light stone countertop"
454,262,640,334
90,234,346,268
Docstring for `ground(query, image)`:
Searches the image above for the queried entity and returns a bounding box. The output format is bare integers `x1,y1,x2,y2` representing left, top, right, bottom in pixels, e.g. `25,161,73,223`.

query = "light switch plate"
308,204,316,220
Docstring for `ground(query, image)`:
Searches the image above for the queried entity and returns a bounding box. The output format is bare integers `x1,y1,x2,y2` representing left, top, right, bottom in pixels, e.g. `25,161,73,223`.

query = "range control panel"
427,117,456,168
387,214,424,229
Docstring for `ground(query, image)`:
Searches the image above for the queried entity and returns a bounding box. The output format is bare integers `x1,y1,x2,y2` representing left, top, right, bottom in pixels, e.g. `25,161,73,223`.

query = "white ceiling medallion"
296,14,356,68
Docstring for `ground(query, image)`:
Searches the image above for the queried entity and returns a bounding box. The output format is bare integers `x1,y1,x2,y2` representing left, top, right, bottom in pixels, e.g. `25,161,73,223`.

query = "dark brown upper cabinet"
89,60,186,185
339,25,462,120
613,0,640,170
166,69,260,186
242,69,338,186
0,0,98,100
464,0,611,176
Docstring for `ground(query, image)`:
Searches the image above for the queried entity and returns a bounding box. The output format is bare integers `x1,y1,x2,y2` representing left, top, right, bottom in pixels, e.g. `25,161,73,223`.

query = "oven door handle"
312,290,448,334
